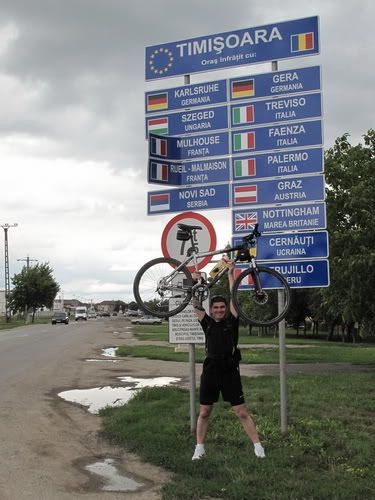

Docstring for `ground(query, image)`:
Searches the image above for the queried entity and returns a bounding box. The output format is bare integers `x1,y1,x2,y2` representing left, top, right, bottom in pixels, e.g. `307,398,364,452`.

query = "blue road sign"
149,132,229,161
232,174,325,207
146,105,228,138
145,79,227,114
231,120,323,154
145,16,319,80
229,65,321,101
232,147,323,181
148,183,230,215
230,92,321,128
148,157,231,186
236,259,330,288
232,201,327,234
232,231,329,261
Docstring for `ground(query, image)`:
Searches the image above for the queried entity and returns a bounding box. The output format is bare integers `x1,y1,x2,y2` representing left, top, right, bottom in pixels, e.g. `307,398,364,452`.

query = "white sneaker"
254,442,265,458
192,444,205,461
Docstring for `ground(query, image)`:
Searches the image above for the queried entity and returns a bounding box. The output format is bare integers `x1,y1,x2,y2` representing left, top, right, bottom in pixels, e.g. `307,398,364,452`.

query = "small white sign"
168,300,206,344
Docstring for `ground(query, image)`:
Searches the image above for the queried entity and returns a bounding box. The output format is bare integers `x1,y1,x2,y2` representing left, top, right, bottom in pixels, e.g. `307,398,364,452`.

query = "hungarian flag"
233,132,255,151
232,105,254,125
234,158,256,178
291,32,314,52
149,193,170,212
150,162,168,182
147,92,168,112
150,136,167,157
148,117,168,135
233,184,257,204
231,79,254,99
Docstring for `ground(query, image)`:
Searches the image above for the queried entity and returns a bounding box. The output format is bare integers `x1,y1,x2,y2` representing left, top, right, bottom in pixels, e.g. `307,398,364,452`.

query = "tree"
320,129,375,340
10,263,60,322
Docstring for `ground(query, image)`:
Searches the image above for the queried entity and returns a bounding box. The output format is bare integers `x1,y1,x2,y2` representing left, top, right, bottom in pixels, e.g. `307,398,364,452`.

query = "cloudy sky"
0,0,373,303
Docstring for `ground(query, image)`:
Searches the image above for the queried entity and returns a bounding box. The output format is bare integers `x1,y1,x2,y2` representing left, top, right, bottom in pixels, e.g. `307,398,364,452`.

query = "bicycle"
133,223,291,327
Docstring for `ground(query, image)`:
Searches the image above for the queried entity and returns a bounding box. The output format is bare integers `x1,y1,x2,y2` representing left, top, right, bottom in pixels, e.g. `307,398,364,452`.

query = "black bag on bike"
176,229,190,241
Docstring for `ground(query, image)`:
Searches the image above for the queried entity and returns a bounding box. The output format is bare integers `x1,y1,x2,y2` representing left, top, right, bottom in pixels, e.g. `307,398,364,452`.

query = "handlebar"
242,223,261,242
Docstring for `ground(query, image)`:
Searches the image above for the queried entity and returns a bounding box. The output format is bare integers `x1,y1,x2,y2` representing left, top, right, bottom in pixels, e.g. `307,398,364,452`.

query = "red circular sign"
161,212,217,271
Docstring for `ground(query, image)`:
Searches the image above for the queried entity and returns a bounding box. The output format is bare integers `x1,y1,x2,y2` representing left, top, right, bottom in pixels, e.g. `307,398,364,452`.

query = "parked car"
51,312,69,325
99,311,111,317
131,315,162,325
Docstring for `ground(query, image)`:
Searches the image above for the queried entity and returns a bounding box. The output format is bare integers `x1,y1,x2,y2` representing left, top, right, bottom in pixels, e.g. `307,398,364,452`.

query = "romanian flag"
150,136,167,157
150,162,168,182
233,184,257,204
148,117,168,135
147,92,168,112
231,79,254,99
233,132,255,151
291,32,314,52
234,158,256,178
232,105,254,125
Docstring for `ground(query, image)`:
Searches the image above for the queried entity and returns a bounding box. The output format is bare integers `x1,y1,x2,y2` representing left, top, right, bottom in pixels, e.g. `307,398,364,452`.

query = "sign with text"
236,259,330,288
232,147,323,181
232,174,325,207
232,231,329,261
229,65,320,101
149,132,229,161
148,183,230,215
148,157,230,186
232,202,327,234
231,120,323,154
145,16,319,80
145,79,227,114
230,92,321,129
146,105,228,138
169,300,206,344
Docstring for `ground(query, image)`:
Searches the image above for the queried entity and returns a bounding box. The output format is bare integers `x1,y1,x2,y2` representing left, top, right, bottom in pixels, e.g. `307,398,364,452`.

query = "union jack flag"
234,212,257,232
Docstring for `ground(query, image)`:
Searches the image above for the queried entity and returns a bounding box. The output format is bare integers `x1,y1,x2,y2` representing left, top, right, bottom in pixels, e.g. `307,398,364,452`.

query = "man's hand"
192,271,202,282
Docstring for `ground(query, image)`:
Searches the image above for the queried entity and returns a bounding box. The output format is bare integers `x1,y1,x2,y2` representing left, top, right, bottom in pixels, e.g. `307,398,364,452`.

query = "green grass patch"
0,317,51,331
100,372,375,499
116,343,375,365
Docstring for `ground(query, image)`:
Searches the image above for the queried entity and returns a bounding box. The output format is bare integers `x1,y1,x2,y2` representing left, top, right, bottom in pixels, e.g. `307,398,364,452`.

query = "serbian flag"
234,158,256,178
150,136,167,157
147,92,168,112
232,105,254,125
148,117,168,135
291,32,314,52
150,162,168,182
233,184,257,204
149,193,170,212
233,132,255,151
231,79,255,99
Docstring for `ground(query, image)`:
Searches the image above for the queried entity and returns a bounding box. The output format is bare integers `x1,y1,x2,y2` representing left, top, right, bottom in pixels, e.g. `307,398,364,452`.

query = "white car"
131,315,162,325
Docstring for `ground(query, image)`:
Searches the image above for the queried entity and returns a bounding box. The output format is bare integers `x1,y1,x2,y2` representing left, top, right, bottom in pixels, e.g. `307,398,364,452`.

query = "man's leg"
192,404,212,460
232,404,265,458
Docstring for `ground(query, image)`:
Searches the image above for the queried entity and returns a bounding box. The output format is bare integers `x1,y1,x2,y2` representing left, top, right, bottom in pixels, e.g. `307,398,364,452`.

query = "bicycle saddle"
177,223,202,231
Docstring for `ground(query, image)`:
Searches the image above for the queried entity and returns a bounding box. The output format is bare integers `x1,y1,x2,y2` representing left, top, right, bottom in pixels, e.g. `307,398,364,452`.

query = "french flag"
150,162,168,182
150,136,167,157
149,192,170,212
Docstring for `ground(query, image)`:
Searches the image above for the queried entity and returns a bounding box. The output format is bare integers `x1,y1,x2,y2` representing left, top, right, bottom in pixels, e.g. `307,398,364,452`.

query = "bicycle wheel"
232,266,291,327
133,257,193,318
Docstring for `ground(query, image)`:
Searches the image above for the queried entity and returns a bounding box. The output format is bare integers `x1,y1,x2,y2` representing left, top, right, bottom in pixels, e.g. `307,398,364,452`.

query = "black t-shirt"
199,313,239,358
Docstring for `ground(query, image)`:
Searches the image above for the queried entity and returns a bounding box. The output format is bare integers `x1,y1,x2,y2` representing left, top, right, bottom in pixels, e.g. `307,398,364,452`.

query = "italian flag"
148,117,168,135
232,105,254,125
233,184,257,204
234,158,256,178
233,131,255,151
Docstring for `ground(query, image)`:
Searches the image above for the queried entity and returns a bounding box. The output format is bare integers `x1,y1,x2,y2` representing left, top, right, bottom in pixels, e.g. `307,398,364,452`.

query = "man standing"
191,260,265,460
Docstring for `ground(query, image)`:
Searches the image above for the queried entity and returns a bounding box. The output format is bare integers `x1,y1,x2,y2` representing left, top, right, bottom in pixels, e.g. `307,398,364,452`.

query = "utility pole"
1,223,18,322
17,255,38,323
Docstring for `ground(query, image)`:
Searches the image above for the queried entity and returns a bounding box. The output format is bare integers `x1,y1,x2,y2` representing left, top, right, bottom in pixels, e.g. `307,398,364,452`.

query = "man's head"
209,295,228,321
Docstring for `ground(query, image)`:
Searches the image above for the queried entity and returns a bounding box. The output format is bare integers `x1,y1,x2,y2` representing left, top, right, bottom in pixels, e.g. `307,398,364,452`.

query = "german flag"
147,92,168,112
231,79,254,99
291,32,314,52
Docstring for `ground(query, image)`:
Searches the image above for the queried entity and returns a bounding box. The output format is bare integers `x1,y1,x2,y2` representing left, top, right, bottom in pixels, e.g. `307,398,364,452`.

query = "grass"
0,317,51,331
116,343,375,365
100,372,375,499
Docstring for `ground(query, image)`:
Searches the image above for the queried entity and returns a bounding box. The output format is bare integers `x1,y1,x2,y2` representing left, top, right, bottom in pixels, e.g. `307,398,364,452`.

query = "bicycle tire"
232,266,291,327
133,257,193,318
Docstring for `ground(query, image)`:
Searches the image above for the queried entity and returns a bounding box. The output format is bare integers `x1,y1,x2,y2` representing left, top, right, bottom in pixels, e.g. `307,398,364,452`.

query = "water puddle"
85,359,118,363
58,376,180,414
101,347,118,357
85,458,143,492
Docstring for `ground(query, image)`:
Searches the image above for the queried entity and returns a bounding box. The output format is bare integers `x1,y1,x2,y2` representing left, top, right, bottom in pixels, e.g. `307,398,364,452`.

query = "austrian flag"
233,184,257,205
150,136,167,157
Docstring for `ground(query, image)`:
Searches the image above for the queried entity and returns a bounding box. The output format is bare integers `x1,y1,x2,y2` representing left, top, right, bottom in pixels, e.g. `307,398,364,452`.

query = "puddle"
101,347,118,357
58,376,180,414
85,458,143,492
85,359,119,363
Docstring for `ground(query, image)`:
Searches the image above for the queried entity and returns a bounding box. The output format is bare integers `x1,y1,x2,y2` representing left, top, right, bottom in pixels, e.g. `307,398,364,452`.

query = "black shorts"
199,358,245,407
